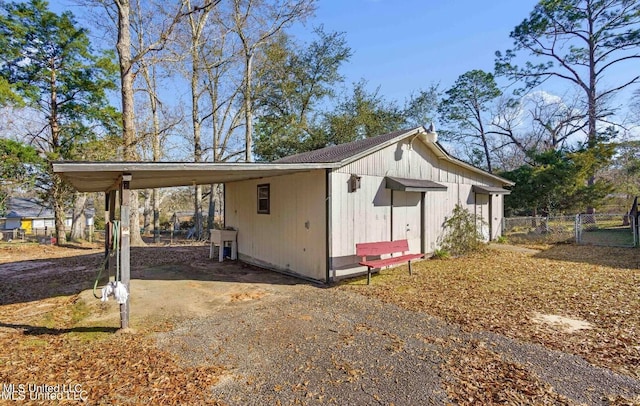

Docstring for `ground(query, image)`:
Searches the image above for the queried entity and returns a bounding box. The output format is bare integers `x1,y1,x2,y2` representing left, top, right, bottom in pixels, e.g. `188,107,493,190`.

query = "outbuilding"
54,126,513,285
224,126,513,281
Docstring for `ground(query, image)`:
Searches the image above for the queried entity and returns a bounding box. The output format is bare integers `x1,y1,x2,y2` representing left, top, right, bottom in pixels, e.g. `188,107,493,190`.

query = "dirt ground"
1,242,640,404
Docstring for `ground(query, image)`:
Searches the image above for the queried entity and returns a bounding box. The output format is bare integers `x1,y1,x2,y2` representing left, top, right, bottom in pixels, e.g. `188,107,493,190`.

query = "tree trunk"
195,185,202,239
115,0,145,246
70,192,87,241
243,52,254,162
142,190,152,234
52,176,67,245
153,188,160,243
207,184,215,232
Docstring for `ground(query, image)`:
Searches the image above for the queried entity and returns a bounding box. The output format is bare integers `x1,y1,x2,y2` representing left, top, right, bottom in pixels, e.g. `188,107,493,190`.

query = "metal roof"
385,177,447,192
4,197,53,218
275,128,415,163
52,162,336,192
275,126,514,187
53,127,514,192
472,185,512,195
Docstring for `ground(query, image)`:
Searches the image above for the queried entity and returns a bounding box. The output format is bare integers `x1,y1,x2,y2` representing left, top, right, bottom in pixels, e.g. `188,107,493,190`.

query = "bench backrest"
356,240,409,257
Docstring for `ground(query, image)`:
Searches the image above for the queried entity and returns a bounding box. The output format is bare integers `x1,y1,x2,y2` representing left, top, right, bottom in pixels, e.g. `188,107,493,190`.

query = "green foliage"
253,28,351,161
323,80,406,144
0,0,119,244
439,204,486,257
602,141,640,202
501,144,614,216
0,76,22,106
0,139,41,215
431,248,450,260
253,31,441,162
495,0,640,147
0,0,118,115
496,235,508,244
403,84,441,128
438,70,501,172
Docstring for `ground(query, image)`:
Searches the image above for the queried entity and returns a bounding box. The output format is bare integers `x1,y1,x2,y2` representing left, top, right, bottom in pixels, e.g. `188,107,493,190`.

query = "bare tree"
131,0,187,242
223,0,315,162
85,0,216,245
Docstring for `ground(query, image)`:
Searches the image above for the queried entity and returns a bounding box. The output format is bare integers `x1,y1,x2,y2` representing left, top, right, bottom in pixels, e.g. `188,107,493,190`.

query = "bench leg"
367,267,372,285
408,261,412,276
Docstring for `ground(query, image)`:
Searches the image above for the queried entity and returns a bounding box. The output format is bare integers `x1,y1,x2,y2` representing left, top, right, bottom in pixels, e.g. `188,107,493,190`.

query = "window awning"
472,185,511,195
385,176,447,192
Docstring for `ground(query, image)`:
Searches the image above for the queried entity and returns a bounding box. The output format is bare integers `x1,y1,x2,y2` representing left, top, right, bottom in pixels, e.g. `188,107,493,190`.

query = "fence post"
575,214,581,244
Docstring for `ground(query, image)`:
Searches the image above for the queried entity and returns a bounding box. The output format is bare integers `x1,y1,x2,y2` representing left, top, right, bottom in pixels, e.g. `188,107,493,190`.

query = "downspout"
325,169,331,284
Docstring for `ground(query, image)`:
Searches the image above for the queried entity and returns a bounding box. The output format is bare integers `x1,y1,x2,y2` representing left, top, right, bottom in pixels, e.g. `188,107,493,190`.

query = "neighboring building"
1,197,94,233
225,126,513,282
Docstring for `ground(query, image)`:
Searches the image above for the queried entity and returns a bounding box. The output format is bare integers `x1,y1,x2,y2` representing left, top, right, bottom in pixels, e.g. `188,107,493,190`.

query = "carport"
53,161,337,329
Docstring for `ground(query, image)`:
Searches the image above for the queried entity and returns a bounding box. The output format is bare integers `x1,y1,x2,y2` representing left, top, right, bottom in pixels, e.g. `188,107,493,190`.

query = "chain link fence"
503,216,576,245
575,213,637,247
503,214,638,247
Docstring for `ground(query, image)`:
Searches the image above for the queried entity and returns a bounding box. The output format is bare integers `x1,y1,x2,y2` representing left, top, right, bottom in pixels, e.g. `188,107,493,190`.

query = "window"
257,184,270,214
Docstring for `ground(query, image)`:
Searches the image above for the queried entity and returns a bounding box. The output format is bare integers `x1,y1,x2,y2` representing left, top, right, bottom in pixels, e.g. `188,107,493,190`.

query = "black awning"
385,176,447,192
472,185,511,195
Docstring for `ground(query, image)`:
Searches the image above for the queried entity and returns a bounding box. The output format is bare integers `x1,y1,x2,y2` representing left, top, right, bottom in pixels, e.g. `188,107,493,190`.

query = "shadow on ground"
0,322,118,336
0,245,315,307
534,244,640,270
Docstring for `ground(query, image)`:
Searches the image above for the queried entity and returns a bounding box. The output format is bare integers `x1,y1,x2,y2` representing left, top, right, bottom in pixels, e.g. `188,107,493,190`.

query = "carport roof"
52,162,336,192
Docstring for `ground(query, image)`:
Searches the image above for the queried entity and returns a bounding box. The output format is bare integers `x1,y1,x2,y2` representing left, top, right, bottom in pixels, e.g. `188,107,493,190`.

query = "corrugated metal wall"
337,139,490,186
329,172,391,274
330,139,506,279
225,170,326,281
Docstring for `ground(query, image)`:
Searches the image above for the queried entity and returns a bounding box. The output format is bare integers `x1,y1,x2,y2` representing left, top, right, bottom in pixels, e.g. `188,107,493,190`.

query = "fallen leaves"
444,340,573,405
0,243,226,405
342,244,640,379
0,298,224,405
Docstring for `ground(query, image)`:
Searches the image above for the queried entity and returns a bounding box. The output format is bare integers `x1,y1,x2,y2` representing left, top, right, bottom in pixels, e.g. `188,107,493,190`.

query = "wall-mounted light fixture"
349,174,361,193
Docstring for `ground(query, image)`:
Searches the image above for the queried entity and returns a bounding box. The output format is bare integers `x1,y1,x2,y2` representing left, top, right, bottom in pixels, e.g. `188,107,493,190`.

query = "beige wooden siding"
329,172,391,276
330,138,508,279
225,170,326,281
422,183,478,252
337,139,494,187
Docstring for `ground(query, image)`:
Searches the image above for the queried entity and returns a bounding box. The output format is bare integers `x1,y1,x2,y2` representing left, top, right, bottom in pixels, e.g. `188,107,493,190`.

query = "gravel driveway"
155,268,640,405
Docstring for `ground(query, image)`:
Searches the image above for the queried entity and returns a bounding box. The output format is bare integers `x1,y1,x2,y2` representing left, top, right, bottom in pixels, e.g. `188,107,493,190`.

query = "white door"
475,194,490,241
392,191,421,252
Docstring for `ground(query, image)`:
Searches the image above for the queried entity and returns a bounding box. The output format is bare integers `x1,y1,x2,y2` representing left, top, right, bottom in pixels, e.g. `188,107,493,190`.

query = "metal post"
119,175,132,329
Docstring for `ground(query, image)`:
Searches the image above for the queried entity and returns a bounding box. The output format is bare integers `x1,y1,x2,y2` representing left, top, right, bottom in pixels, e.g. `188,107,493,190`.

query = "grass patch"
23,337,49,348
71,299,91,325
341,244,640,378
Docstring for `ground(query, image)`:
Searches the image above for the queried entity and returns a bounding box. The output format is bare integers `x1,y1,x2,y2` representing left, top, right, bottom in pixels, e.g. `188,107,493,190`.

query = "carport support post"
119,174,132,329
104,191,116,283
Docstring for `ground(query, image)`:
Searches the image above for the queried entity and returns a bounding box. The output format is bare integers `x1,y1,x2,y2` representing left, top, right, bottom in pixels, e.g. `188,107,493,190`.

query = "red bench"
356,239,424,285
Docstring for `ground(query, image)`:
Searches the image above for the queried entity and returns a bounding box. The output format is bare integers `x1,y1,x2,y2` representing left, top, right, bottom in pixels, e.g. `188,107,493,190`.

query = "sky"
47,0,540,102
288,0,540,102
43,0,638,138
